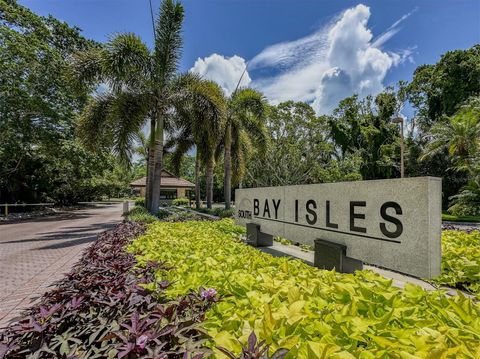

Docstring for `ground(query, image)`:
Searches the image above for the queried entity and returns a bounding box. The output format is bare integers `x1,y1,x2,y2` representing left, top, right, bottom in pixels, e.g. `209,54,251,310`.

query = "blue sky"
20,0,480,113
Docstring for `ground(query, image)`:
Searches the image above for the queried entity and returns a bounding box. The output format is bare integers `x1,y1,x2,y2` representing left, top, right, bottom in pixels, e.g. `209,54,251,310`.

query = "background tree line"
1,0,478,216
0,0,134,204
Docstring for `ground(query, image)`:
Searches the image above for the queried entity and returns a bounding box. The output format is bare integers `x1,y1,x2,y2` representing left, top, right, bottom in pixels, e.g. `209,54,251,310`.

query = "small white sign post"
235,177,442,278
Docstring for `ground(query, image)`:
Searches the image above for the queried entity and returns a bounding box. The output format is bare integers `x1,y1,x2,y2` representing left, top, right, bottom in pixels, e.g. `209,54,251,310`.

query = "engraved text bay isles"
235,177,442,278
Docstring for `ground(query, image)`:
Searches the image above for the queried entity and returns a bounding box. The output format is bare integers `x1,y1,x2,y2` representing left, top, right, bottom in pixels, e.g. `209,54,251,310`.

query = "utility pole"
148,0,156,41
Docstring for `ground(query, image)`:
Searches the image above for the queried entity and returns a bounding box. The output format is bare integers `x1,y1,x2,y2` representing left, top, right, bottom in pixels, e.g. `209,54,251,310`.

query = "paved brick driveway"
0,203,124,328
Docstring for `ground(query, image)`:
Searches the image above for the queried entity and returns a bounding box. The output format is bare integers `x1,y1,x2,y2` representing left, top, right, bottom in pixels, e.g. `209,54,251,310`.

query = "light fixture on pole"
392,117,404,178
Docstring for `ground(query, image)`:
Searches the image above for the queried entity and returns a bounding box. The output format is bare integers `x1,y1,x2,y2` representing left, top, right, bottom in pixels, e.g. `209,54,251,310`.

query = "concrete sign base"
246,223,274,247
314,239,363,273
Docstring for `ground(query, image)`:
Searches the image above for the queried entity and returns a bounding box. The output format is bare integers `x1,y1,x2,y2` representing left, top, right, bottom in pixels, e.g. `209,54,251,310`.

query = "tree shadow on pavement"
1,220,120,251
35,220,119,250
0,212,91,225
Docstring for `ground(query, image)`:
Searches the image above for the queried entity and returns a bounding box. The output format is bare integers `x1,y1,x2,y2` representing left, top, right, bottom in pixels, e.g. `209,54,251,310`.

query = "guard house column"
177,188,186,198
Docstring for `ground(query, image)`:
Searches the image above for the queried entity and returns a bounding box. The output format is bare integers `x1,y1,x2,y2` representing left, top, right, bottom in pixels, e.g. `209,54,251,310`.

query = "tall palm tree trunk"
195,153,201,209
149,116,164,213
206,155,214,209
224,123,232,209
145,147,150,207
146,118,156,210
146,147,155,208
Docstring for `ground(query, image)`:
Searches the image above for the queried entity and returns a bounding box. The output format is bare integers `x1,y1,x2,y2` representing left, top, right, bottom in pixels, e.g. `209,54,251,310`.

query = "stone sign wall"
235,177,442,278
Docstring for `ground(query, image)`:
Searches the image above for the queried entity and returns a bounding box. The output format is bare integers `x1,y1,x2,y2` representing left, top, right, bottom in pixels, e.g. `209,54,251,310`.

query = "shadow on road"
0,212,91,225
0,204,118,226
35,220,119,250
1,220,119,250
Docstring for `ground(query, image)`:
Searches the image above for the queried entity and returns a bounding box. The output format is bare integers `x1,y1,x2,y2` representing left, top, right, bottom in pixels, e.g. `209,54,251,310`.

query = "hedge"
172,198,189,206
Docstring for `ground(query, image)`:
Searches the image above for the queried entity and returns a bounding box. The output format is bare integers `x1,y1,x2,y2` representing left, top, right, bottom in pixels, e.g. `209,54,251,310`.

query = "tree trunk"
149,116,164,214
146,118,156,210
224,123,232,209
205,155,214,209
146,146,154,208
195,153,201,209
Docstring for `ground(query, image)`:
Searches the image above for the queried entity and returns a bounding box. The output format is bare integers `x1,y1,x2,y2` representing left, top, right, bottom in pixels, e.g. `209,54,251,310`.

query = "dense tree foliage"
0,0,131,204
406,46,480,210
328,91,400,180
422,97,480,214
245,101,362,187
422,97,480,174
407,45,480,131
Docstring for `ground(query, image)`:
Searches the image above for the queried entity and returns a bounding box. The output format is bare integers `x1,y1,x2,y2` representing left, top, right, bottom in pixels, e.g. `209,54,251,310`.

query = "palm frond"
76,94,115,152
153,0,184,87
231,129,252,185
189,80,226,141
230,88,266,125
168,129,194,175
72,47,105,86
170,76,226,162
108,92,151,166
103,33,151,92
421,99,480,166
133,131,149,163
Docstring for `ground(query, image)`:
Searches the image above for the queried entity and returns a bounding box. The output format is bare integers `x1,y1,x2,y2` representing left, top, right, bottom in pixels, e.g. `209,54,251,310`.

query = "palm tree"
169,80,226,209
75,0,190,213
421,97,480,175
223,88,268,209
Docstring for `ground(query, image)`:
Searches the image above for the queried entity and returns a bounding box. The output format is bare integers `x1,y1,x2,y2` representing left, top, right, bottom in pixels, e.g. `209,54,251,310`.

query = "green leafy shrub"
195,207,235,218
172,197,190,206
134,197,145,207
157,208,172,219
218,332,288,359
434,230,480,297
194,208,215,215
448,179,480,216
215,208,235,218
163,210,205,222
448,203,480,217
125,206,158,223
127,206,210,224
129,220,480,358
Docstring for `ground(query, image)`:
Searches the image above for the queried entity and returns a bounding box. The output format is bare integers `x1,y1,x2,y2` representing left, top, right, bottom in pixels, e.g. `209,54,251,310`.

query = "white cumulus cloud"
190,54,251,96
189,4,414,113
312,4,398,113
254,4,413,114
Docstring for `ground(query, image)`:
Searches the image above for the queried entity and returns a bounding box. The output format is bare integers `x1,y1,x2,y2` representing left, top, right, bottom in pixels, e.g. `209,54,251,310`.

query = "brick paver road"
0,203,124,328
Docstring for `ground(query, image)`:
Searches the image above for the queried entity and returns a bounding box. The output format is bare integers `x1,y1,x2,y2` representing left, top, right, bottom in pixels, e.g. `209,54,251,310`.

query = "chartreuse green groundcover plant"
128,220,480,358
434,230,480,297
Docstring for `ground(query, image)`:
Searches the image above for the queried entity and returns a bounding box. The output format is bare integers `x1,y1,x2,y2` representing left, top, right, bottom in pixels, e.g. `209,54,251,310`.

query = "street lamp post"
392,117,404,178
